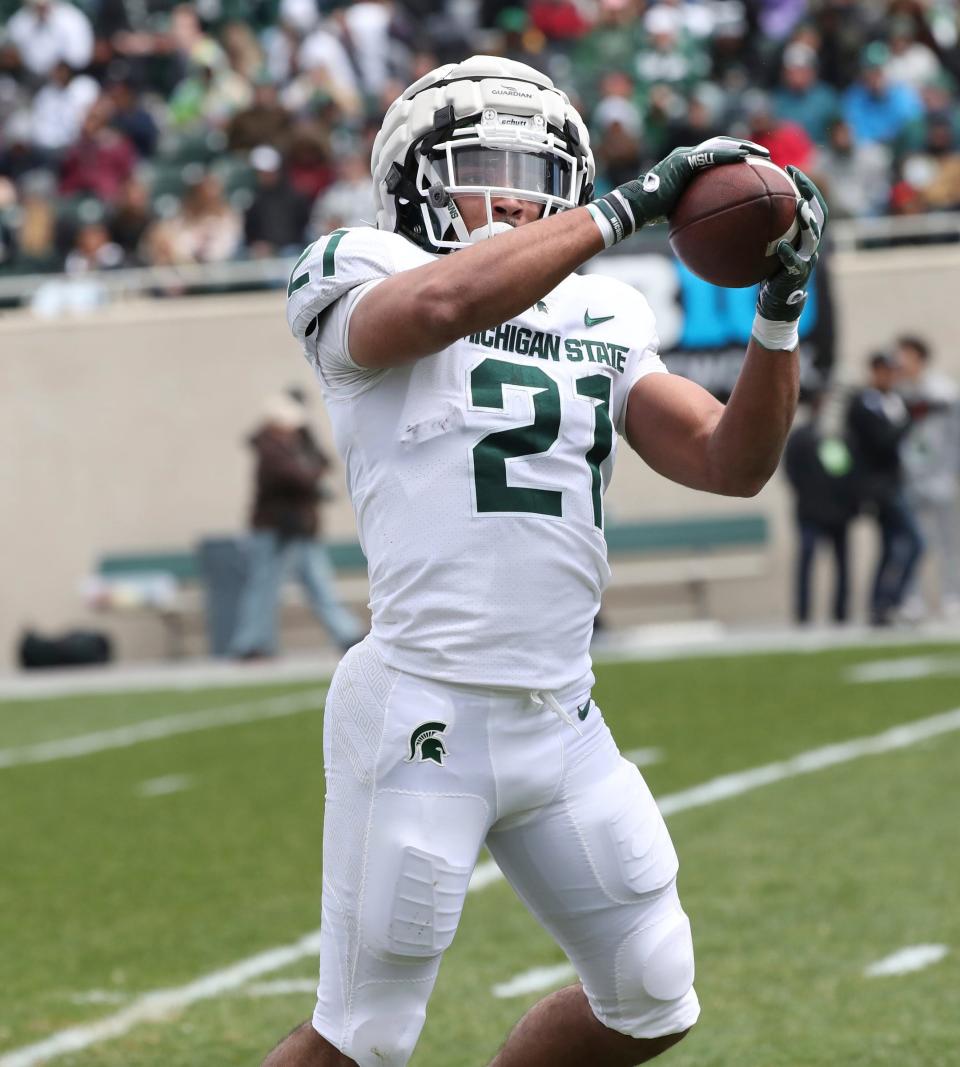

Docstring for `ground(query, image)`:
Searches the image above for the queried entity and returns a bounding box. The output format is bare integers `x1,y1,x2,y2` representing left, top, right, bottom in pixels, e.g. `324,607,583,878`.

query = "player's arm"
625,168,827,498
349,137,769,369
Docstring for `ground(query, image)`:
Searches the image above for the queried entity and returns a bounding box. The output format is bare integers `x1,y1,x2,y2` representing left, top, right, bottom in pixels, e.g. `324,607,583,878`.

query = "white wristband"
751,313,799,352
586,203,617,249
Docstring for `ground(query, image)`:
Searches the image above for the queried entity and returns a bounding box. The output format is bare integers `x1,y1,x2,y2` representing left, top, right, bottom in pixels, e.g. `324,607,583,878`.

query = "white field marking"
864,944,949,977
0,688,328,770
136,774,194,798
0,930,322,1067
492,964,577,999
244,979,317,997
622,746,663,767
8,705,960,1067
470,705,960,891
845,655,960,684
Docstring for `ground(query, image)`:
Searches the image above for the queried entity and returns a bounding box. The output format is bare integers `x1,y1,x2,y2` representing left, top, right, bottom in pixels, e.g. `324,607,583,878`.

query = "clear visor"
433,146,573,200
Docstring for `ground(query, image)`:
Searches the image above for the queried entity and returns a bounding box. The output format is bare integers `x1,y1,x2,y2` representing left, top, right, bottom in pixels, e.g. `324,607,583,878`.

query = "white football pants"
313,639,700,1067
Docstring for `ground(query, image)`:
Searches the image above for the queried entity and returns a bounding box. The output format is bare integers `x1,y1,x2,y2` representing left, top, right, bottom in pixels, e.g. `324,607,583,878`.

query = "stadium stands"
1,0,959,279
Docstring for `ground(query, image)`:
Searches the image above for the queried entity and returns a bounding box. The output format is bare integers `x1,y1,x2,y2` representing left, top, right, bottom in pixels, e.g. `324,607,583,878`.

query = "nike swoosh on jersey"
584,311,615,328
577,699,593,721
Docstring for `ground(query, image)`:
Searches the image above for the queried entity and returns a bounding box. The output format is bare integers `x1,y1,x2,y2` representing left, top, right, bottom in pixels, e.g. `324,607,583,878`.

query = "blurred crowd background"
0,0,959,276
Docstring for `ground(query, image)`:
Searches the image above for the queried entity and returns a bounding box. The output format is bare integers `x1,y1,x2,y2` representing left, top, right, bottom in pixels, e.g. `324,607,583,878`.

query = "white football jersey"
287,226,666,691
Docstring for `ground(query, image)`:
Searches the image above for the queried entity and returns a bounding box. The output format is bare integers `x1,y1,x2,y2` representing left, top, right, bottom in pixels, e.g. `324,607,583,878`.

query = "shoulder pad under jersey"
286,227,430,342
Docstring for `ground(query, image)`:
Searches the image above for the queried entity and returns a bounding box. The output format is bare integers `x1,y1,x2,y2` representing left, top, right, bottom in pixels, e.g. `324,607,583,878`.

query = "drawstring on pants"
530,690,583,735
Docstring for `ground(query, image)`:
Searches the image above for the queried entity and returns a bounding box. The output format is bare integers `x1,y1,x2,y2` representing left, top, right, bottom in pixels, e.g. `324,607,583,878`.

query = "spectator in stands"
490,7,550,72
5,0,94,82
773,43,840,144
634,5,710,99
244,145,311,257
662,82,724,155
810,2,875,90
529,0,589,42
0,111,50,181
739,89,814,171
896,334,960,619
168,47,254,130
885,14,943,91
846,351,924,626
284,120,337,200
784,390,859,624
592,72,643,145
843,43,924,146
64,221,124,273
59,98,137,203
0,176,16,267
813,117,892,218
145,171,241,265
227,79,293,152
229,392,364,659
898,112,960,212
104,74,158,159
29,61,100,155
570,0,646,107
14,169,59,270
308,151,374,235
108,176,154,264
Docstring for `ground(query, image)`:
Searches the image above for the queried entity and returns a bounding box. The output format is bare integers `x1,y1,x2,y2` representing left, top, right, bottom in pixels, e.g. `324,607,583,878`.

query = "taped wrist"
751,313,800,351
588,189,640,248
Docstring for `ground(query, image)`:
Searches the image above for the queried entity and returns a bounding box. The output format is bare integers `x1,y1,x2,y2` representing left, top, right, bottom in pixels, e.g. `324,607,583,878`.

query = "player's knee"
597,907,698,1038
629,909,696,1003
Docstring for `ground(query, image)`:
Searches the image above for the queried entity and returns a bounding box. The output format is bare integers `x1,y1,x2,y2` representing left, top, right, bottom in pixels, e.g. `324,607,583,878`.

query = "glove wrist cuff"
751,313,800,352
588,191,639,247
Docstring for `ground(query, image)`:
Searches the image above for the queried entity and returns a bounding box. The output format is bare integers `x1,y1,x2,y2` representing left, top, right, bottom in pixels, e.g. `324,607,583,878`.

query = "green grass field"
2,640,959,1067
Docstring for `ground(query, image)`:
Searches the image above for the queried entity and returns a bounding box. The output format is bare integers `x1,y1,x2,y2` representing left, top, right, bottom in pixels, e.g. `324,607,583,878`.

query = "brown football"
668,158,800,288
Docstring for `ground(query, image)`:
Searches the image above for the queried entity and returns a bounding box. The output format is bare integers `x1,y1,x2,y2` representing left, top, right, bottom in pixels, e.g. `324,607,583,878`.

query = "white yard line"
0,932,322,1067
136,774,194,798
0,689,327,770
5,705,960,1066
845,655,960,684
492,964,577,999
864,944,949,977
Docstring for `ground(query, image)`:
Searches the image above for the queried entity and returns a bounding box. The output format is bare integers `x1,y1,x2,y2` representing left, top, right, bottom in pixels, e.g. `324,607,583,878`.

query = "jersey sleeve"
286,226,432,397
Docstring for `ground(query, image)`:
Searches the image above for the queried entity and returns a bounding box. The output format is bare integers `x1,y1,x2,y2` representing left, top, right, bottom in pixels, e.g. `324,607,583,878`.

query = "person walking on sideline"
896,334,960,618
846,352,924,626
784,390,859,623
229,393,363,658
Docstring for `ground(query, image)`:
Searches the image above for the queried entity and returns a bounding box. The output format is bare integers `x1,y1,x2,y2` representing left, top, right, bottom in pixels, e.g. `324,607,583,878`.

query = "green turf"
2,642,958,1065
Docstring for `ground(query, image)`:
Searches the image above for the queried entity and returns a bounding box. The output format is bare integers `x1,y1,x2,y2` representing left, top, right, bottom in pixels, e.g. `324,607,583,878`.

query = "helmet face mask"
415,112,583,248
373,56,595,254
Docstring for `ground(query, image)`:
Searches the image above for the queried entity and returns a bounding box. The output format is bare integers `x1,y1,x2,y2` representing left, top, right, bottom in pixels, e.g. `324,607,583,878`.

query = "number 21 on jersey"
469,358,613,529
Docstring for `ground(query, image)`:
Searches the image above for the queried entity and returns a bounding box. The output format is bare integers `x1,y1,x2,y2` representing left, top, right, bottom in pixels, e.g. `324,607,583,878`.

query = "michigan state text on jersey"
265,54,826,1067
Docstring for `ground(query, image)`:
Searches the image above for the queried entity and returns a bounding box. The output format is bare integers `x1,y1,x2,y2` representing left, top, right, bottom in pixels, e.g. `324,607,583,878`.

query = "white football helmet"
371,55,595,254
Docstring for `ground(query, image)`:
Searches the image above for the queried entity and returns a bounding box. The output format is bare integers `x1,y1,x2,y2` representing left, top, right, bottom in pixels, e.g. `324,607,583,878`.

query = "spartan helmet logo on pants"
407,721,448,764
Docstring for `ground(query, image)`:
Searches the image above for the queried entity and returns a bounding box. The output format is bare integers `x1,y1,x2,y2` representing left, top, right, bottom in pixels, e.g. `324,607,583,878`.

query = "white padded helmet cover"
371,55,594,240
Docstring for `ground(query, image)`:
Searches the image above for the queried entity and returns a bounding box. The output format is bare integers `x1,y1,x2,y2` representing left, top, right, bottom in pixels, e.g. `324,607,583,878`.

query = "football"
668,158,801,288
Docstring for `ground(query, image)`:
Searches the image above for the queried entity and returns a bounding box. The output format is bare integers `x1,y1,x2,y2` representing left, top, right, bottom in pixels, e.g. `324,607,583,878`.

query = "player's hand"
756,167,828,325
588,137,770,244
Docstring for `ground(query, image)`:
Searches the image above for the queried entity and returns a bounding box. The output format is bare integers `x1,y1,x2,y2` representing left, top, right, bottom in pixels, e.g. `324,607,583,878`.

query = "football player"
266,56,826,1067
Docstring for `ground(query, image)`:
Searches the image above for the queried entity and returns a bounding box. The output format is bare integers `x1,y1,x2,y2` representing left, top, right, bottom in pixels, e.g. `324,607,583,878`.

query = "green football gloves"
587,136,771,245
753,166,828,351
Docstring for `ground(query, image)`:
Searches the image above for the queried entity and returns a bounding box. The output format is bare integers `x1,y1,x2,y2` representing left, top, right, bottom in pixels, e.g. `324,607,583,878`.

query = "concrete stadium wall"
3,246,960,669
